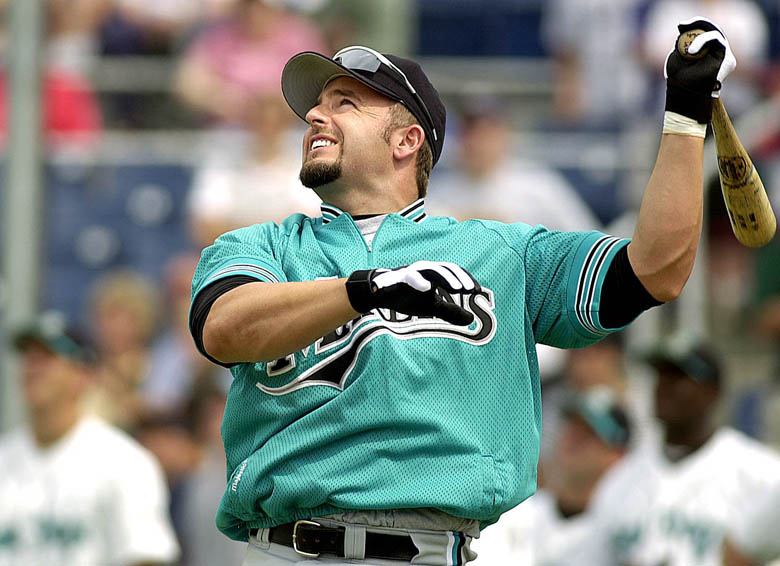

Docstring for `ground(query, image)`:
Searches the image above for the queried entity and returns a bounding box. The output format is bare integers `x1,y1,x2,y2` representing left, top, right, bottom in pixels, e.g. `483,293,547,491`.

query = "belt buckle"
292,519,321,558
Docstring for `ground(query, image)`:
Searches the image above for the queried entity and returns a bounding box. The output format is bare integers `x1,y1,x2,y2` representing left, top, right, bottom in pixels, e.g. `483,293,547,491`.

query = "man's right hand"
664,17,736,124
346,261,481,326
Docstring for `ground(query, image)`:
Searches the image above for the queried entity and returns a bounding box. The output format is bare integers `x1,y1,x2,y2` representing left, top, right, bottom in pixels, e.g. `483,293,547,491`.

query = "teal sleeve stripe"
200,258,284,291
568,235,630,336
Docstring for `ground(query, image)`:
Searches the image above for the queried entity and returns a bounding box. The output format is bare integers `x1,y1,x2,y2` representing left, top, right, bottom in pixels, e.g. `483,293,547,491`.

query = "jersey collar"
320,199,427,225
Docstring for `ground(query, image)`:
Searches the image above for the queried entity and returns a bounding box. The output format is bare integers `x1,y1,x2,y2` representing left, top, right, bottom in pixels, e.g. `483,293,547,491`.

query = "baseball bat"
677,29,776,247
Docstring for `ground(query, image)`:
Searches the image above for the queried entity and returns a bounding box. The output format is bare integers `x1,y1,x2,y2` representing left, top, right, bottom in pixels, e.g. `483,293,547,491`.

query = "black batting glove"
665,17,736,124
345,261,481,326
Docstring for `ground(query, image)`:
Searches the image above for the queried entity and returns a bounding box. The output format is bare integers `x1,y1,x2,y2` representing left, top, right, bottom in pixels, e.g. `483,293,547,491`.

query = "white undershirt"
354,215,387,251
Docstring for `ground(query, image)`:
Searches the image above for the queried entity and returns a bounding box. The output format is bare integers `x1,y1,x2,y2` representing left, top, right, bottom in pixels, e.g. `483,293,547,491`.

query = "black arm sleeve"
189,275,259,368
599,246,663,329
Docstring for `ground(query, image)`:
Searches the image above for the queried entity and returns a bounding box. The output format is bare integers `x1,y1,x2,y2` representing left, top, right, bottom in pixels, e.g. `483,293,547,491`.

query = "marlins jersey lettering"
190,200,630,541
0,416,180,566
587,427,780,566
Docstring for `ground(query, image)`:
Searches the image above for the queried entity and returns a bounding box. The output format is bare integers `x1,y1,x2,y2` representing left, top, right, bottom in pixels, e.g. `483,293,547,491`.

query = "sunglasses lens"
335,50,382,74
333,47,437,144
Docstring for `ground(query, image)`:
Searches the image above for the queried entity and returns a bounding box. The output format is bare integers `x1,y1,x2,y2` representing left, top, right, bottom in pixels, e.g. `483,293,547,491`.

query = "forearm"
203,279,359,363
627,133,704,302
628,18,735,301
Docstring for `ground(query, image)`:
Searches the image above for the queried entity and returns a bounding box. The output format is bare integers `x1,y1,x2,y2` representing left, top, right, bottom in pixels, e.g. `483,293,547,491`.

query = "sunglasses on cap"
332,46,438,143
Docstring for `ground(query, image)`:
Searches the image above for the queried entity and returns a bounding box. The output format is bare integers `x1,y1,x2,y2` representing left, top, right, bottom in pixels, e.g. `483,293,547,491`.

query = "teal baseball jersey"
190,199,631,541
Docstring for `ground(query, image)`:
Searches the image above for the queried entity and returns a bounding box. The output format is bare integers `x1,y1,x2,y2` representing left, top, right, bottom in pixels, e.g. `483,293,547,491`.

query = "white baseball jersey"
588,427,780,566
728,478,780,564
0,416,180,566
472,488,614,566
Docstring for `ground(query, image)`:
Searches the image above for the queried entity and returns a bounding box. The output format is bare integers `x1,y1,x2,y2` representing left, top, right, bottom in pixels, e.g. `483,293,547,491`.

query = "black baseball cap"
12,311,94,364
561,386,631,447
642,337,721,385
281,46,447,166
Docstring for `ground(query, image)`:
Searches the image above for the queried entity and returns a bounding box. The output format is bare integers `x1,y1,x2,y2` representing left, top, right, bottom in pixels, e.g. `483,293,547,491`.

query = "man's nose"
305,102,329,127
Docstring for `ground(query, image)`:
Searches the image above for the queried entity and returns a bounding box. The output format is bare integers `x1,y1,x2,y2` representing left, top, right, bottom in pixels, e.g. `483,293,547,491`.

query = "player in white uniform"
587,336,780,566
472,387,631,566
0,312,180,566
722,480,780,565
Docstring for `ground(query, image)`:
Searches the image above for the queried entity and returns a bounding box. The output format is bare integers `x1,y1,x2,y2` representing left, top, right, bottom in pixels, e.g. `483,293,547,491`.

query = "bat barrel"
711,98,777,248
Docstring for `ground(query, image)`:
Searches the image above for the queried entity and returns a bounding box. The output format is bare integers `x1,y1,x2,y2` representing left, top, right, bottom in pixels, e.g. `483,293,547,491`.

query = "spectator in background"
586,335,780,565
0,67,103,148
141,252,233,415
100,0,206,56
186,89,321,247
99,0,243,56
640,0,770,119
83,269,160,429
174,0,326,126
565,334,655,441
0,311,180,566
179,383,247,566
46,0,111,74
565,333,626,394
0,0,103,148
472,387,631,565
426,95,602,231
132,412,201,558
541,0,647,126
537,334,645,468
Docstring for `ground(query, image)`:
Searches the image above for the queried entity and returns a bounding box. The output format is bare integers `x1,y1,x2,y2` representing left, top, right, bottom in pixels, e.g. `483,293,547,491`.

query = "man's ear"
392,124,425,162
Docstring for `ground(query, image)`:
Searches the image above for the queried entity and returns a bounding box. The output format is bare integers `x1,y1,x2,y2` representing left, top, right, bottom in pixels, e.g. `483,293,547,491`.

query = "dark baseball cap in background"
12,311,95,364
641,337,722,386
281,47,446,166
561,386,631,448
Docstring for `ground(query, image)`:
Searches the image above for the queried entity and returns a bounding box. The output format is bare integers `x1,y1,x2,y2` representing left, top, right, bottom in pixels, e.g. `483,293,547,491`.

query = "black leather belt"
253,519,419,560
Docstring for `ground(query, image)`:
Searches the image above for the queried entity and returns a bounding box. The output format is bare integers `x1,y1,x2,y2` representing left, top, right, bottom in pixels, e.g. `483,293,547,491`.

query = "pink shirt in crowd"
187,14,327,95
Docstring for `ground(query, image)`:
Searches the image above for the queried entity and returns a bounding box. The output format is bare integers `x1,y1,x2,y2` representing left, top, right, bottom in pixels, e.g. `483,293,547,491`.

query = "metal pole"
1,0,44,431
333,0,414,55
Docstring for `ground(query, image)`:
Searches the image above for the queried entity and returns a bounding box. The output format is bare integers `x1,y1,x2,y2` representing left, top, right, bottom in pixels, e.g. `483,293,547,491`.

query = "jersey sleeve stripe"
572,235,628,336
574,235,611,334
579,237,619,335
202,263,281,287
582,237,623,332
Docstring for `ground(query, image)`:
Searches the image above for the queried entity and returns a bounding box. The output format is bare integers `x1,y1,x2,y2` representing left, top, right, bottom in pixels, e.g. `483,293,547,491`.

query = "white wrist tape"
663,111,707,138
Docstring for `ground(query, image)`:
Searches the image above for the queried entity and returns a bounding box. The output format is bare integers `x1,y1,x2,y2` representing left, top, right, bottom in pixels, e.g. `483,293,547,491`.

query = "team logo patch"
258,288,497,395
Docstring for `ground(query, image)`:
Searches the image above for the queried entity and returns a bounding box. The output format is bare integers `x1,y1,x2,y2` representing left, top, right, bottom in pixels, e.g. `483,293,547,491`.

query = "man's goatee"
300,161,342,188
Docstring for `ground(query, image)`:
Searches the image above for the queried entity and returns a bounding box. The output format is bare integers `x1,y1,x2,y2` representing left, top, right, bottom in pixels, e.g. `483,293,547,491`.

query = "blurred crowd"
2,0,780,565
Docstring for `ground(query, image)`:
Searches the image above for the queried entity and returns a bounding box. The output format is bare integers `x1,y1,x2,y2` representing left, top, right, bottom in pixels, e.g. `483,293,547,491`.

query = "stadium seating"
43,162,194,325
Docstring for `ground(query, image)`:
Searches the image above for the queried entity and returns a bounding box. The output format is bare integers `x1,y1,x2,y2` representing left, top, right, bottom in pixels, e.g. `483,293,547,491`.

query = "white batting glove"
345,261,481,326
664,17,736,123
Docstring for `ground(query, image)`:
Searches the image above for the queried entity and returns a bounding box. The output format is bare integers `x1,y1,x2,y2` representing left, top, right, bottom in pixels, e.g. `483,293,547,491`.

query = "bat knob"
677,29,708,60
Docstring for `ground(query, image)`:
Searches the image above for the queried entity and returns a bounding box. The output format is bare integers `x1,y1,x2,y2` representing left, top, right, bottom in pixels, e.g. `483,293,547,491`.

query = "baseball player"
189,19,734,565
585,336,780,566
0,311,180,566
